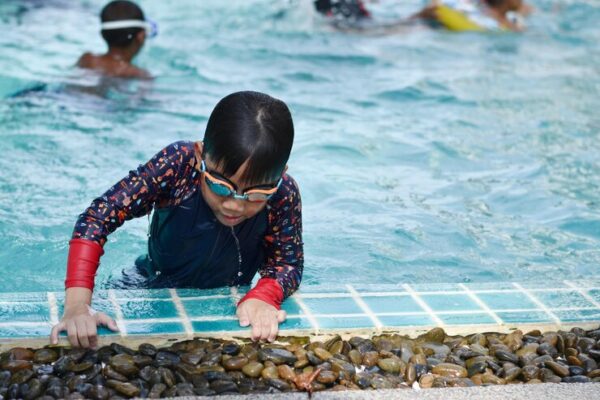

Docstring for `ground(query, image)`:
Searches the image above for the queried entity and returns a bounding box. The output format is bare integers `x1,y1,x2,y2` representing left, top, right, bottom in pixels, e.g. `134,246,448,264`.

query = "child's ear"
136,30,146,44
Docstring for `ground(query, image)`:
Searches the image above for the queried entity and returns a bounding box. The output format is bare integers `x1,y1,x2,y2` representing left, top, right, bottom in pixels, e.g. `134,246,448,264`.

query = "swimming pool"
0,0,599,293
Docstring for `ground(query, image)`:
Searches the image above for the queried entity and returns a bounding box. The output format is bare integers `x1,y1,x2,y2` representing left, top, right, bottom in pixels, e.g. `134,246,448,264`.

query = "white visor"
101,19,150,31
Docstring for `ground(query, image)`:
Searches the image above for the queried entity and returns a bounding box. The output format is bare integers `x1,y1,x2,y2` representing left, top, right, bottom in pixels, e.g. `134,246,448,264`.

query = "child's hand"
236,299,287,342
49,303,118,348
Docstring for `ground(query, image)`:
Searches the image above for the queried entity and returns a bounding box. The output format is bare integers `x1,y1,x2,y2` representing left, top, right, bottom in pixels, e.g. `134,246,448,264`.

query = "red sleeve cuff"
65,239,104,291
238,278,284,310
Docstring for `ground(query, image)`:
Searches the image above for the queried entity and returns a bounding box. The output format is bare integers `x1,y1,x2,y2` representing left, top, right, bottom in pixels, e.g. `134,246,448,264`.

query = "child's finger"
67,320,80,348
237,307,250,327
96,312,119,331
268,315,278,342
49,321,66,345
277,310,287,323
260,314,271,341
75,319,91,348
251,318,261,341
86,319,98,349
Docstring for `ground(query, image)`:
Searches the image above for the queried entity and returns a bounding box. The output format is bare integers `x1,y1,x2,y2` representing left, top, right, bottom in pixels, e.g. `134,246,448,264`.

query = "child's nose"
222,197,245,213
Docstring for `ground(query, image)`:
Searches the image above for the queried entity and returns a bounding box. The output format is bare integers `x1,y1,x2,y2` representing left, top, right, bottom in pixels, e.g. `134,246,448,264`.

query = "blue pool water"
0,0,599,293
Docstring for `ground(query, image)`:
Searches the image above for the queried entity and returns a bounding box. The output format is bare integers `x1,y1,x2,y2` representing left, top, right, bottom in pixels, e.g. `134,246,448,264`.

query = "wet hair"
203,91,294,186
485,0,521,9
100,1,145,48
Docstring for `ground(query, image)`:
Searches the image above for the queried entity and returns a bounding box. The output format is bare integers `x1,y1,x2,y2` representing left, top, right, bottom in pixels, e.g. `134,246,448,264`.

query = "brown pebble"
481,374,505,385
348,349,362,365
545,361,569,378
261,365,279,380
242,361,264,378
277,365,295,381
317,370,338,384
314,347,333,361
432,363,467,378
362,351,379,367
223,356,249,371
419,374,434,388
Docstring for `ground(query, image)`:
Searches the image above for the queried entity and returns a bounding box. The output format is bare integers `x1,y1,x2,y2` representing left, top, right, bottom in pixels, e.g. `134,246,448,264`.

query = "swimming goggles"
200,160,282,203
100,18,159,38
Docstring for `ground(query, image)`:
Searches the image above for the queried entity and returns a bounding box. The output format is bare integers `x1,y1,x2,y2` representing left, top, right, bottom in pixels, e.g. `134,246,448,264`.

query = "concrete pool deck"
174,383,600,400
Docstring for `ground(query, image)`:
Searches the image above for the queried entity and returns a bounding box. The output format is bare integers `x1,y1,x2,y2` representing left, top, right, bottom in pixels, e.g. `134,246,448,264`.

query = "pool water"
0,0,599,293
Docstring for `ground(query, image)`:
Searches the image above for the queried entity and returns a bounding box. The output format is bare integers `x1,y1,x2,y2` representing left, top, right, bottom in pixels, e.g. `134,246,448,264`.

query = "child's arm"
52,141,195,347
237,174,303,341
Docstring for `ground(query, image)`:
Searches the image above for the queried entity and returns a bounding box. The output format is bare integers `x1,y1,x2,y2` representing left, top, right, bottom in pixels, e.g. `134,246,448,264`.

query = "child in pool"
77,0,153,79
50,91,303,348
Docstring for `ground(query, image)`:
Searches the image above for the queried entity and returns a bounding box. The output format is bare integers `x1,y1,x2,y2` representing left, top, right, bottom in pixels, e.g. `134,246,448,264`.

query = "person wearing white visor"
77,0,157,79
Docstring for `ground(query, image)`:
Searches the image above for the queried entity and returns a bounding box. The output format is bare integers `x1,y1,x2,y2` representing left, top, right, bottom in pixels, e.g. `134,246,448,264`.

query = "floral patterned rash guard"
72,141,303,299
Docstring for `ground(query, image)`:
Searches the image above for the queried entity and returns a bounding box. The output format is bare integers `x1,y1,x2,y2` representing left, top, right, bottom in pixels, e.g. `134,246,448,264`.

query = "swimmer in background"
415,0,532,32
314,0,533,33
77,0,155,79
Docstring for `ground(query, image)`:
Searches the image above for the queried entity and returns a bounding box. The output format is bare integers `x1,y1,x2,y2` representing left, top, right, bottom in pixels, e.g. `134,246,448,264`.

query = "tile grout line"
459,283,504,325
108,289,127,337
346,284,383,333
169,289,194,338
402,284,445,327
563,280,600,309
292,293,320,335
512,283,561,326
47,292,59,325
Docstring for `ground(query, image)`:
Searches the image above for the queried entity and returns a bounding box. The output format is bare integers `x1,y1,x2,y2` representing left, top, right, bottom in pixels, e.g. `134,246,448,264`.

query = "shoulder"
76,52,96,68
154,141,196,163
267,173,301,210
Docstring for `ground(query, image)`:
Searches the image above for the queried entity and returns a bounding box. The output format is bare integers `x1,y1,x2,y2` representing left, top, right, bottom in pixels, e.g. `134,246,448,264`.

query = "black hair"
100,1,145,48
203,91,294,186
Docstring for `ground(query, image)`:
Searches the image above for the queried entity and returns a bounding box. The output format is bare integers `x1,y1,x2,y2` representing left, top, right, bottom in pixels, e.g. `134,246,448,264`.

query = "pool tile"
192,319,243,332
279,317,314,330
281,298,303,315
0,302,50,323
0,292,48,302
302,297,362,315
118,300,179,320
317,316,374,330
297,285,349,294
177,288,233,298
126,321,185,335
520,281,569,290
352,284,407,294
438,312,496,325
410,283,462,292
588,289,600,303
421,294,482,312
378,315,434,327
0,324,52,338
362,295,422,314
183,298,236,317
555,309,600,322
477,292,538,311
533,290,594,309
496,311,554,324
109,289,172,300
466,282,517,291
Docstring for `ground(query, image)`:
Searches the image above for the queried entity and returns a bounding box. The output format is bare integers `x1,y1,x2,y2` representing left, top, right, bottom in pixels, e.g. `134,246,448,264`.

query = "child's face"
198,155,278,227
